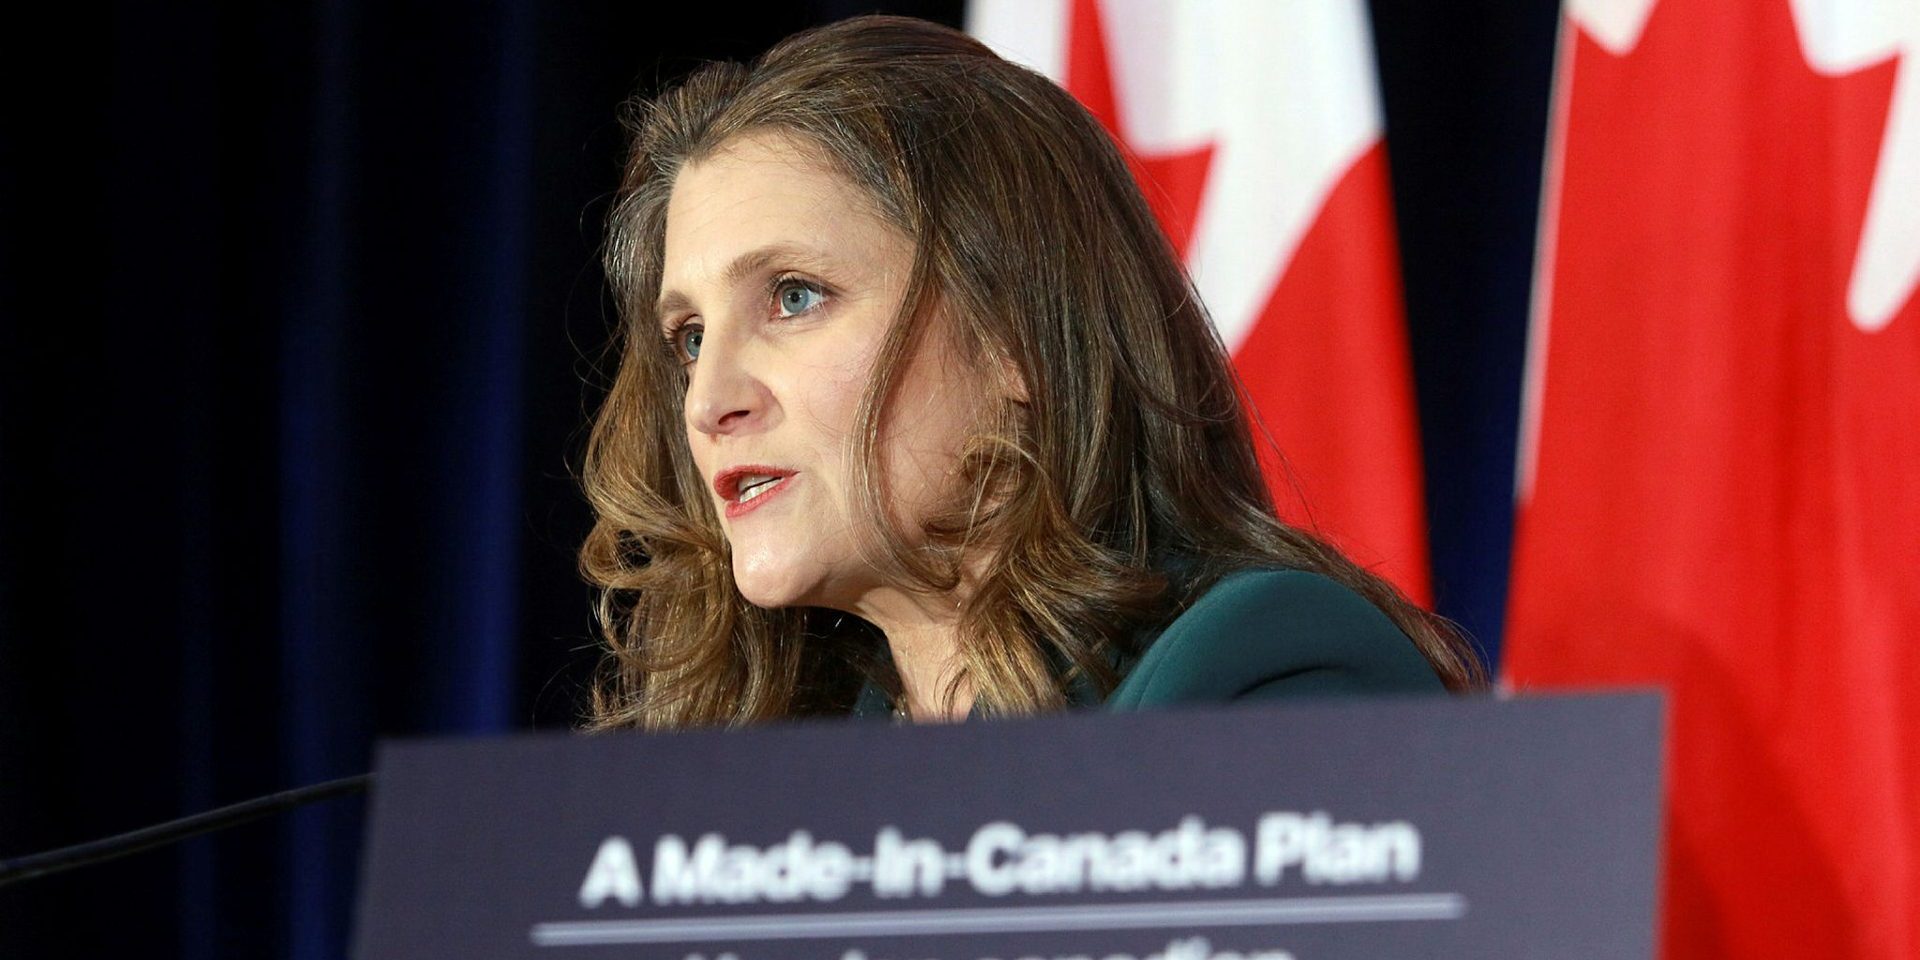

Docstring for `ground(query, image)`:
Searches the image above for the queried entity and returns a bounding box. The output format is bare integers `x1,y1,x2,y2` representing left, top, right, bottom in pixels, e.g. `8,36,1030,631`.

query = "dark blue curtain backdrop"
0,2,1554,957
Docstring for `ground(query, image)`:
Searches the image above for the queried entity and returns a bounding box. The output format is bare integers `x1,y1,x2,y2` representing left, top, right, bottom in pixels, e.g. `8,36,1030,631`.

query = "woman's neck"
850,590,974,722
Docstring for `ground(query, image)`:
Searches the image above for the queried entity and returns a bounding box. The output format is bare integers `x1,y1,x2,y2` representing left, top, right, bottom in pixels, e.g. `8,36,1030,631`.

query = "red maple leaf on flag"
1063,0,1216,260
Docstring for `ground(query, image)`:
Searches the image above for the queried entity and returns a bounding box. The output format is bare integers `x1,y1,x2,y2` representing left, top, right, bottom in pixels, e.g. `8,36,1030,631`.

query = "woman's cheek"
792,354,871,443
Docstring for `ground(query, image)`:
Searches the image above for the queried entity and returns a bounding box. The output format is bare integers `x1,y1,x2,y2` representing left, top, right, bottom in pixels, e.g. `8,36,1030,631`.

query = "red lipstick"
713,465,798,519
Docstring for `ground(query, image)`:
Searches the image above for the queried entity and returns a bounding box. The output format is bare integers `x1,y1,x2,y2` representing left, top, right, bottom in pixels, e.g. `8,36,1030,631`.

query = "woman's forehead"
658,131,906,302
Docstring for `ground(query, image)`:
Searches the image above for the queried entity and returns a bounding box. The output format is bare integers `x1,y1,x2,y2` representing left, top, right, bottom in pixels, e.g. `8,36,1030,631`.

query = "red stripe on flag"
1508,0,1920,955
1235,142,1431,605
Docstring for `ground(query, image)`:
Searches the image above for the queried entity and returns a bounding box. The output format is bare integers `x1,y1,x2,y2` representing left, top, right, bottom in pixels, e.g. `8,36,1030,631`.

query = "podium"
354,694,1663,959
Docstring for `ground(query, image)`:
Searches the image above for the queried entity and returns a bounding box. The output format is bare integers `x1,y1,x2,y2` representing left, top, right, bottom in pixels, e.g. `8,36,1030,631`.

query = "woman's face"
658,130,987,613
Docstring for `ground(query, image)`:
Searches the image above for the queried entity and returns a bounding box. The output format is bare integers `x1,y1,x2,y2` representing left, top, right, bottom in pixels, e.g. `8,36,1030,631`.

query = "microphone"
0,772,372,887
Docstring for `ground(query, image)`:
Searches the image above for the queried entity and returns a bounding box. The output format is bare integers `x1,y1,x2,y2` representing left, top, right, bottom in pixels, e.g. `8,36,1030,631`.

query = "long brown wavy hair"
581,15,1485,730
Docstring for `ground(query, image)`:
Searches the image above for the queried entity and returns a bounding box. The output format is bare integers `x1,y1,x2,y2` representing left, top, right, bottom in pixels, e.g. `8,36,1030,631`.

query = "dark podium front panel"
356,694,1663,960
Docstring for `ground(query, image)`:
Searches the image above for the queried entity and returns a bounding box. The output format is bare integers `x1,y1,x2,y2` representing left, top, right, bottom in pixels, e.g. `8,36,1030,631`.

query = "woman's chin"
730,563,814,610
730,544,864,612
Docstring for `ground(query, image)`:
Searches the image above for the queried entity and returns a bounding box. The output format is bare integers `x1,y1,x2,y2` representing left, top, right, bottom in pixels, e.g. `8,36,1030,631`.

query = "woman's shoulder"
1104,567,1444,709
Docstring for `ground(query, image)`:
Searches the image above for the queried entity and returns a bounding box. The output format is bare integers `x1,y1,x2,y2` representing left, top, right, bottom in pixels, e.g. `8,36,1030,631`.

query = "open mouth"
715,467,797,518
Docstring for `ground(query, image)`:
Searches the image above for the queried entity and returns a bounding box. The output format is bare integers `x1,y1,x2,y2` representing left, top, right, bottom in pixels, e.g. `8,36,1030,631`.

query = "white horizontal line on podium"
528,892,1468,946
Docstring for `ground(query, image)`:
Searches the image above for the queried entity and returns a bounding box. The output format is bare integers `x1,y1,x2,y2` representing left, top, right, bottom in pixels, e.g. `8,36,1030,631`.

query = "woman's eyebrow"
655,243,838,321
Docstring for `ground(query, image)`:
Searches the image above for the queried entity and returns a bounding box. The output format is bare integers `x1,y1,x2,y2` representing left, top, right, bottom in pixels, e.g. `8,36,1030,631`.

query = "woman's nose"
683,336,773,438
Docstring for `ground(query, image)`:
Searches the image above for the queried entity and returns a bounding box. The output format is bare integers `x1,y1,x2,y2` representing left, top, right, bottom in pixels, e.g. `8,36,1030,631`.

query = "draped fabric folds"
0,4,573,956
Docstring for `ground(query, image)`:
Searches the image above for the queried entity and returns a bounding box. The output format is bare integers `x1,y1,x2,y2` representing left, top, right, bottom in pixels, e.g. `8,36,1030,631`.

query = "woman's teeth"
738,477,778,502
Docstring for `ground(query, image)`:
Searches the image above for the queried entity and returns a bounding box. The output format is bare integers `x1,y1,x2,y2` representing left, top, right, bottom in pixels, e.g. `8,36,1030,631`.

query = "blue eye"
665,323,701,362
774,279,825,318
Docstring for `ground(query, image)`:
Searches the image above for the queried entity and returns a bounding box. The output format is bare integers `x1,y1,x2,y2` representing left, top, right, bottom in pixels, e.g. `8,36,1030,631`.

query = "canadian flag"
1507,0,1920,957
969,0,1433,604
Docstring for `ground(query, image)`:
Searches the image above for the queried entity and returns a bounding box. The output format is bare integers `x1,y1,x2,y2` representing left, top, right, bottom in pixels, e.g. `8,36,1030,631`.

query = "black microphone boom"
0,772,373,887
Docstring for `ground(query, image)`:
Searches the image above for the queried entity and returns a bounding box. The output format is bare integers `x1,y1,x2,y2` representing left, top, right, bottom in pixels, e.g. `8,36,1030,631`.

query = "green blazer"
1104,568,1443,708
851,568,1442,719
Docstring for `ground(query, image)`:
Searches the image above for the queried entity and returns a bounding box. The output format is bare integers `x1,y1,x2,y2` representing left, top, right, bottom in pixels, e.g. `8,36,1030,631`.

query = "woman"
580,15,1485,729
